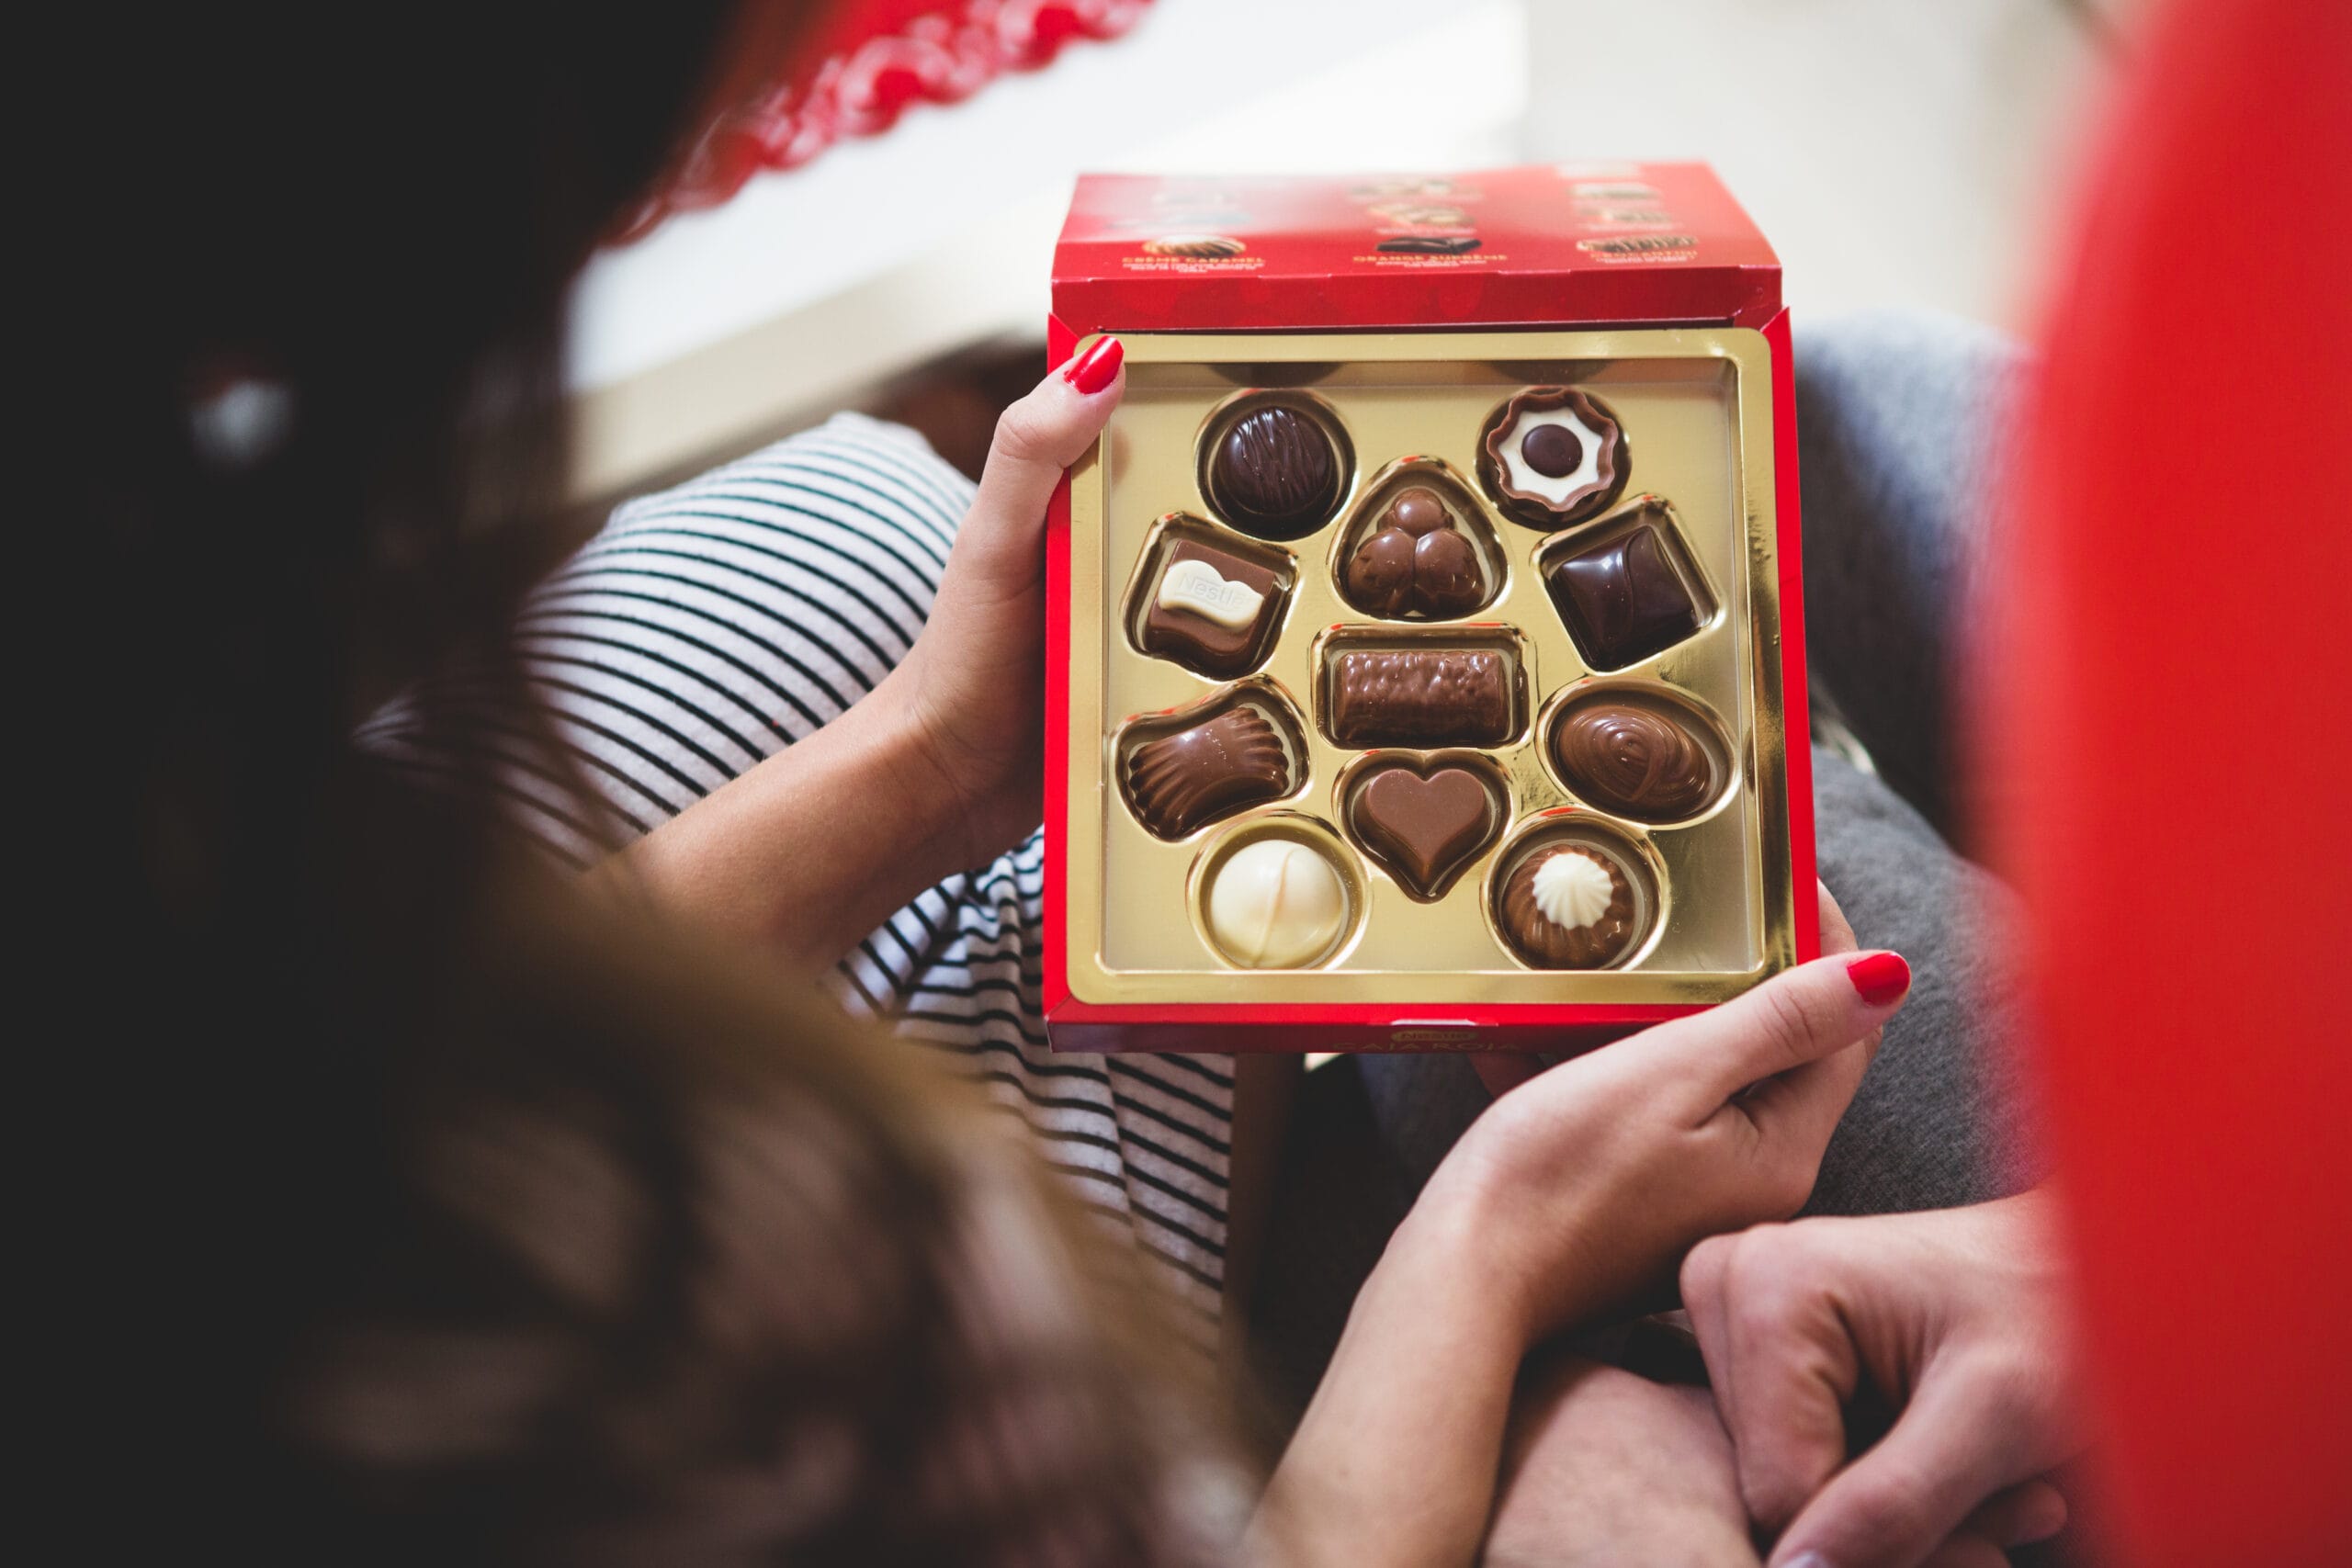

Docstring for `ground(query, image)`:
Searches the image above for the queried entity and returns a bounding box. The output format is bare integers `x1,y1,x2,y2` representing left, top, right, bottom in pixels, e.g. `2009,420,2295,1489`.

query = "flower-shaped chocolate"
1340,487,1487,619
1478,388,1629,529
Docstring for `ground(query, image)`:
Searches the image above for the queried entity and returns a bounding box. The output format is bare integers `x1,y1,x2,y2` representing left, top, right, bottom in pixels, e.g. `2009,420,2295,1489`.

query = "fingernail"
1847,951,1911,1007
1063,335,1124,394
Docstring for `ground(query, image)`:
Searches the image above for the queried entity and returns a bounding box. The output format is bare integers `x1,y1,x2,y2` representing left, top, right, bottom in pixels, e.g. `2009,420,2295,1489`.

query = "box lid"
1052,163,1781,333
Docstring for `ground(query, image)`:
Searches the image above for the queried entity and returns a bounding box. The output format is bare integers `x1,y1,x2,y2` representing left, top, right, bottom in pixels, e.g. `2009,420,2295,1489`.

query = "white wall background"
566,0,2121,498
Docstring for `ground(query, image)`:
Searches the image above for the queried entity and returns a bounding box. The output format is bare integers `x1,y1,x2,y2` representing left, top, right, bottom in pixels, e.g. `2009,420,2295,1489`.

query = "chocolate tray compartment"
1316,625,1531,751
1540,680,1737,826
1328,457,1507,622
1535,496,1719,672
1197,390,1355,542
1124,513,1295,681
1487,815,1668,972
1337,750,1510,901
1114,681,1309,841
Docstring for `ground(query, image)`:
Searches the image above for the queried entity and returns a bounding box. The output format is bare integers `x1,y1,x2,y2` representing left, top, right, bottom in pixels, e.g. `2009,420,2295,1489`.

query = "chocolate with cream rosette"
1498,843,1637,968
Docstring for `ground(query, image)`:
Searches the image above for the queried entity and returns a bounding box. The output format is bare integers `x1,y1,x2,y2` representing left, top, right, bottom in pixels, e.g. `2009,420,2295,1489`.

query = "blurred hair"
51,4,1223,1561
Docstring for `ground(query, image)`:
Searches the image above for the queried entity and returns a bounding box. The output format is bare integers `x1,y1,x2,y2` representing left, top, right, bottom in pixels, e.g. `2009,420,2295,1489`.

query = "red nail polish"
1848,951,1911,1007
1064,335,1124,394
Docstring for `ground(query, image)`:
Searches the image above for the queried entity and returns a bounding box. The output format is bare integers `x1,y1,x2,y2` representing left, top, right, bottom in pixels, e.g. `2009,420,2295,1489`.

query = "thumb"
1767,1369,2018,1568
955,336,1125,584
1651,950,1911,1109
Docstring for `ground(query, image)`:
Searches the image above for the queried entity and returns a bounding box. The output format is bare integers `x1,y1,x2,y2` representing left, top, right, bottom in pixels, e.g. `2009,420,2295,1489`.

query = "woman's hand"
1254,886,1910,1568
609,340,1122,966
877,334,1125,868
1681,1192,2081,1568
1429,886,1906,1343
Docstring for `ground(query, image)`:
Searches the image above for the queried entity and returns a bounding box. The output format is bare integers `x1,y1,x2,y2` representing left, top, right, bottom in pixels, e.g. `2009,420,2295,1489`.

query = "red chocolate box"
1046,164,1816,1055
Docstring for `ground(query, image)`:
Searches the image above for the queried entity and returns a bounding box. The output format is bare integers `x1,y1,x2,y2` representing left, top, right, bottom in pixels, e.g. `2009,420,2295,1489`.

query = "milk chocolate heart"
1349,762,1498,898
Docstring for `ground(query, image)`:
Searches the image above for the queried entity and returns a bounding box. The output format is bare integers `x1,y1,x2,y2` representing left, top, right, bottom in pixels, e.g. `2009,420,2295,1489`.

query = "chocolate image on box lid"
1140,537,1284,678
1341,486,1488,619
1327,648,1513,749
1546,520,1705,671
1478,388,1629,528
1144,234,1245,257
1551,694,1721,821
1376,235,1481,254
1207,405,1343,539
1349,761,1500,899
1123,704,1290,839
1499,842,1639,968
1204,837,1349,968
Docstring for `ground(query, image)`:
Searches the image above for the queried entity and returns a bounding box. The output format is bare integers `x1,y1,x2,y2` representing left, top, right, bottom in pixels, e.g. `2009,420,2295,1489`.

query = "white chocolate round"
1498,403,1609,509
1531,850,1615,931
1158,557,1264,627
1207,840,1346,967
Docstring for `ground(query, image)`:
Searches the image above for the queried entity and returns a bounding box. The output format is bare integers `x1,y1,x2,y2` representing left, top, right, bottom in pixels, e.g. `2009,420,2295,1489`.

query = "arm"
1251,886,1913,1568
595,338,1127,969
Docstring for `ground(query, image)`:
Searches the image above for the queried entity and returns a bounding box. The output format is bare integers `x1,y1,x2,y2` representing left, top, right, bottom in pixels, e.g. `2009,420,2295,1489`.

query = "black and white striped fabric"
363,412,1233,1332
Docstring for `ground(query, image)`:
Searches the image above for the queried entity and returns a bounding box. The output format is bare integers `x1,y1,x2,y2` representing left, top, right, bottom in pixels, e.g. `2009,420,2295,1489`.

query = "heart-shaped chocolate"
1349,763,1498,898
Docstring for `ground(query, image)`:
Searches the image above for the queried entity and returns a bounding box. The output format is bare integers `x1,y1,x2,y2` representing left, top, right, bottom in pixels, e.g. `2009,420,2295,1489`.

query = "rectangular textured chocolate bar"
1328,648,1513,748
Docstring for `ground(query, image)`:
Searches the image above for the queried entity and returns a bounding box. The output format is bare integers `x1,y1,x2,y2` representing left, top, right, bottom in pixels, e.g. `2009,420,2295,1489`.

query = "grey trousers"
1251,310,2048,1415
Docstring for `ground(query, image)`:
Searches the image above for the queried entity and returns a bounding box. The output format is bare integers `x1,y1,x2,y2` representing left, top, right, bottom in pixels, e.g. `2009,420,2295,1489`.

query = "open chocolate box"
1046,168,1817,1054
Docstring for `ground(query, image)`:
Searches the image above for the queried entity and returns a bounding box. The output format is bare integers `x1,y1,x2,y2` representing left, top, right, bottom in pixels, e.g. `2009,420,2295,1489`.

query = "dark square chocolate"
1545,522,1703,671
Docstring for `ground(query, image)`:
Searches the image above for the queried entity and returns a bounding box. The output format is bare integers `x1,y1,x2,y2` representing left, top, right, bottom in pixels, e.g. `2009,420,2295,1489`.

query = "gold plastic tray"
1063,329,1797,1006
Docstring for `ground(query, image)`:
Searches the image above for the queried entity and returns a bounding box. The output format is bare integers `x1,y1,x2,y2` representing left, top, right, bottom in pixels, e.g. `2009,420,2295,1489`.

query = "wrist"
866,660,988,874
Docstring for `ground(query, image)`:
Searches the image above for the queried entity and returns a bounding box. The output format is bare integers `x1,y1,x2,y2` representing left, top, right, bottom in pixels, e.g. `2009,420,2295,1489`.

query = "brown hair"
56,4,1222,1560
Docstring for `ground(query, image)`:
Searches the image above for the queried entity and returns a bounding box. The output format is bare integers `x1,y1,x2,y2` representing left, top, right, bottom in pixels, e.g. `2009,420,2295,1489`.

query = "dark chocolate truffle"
1124,705,1290,839
1326,649,1513,749
1350,763,1498,898
1552,699,1716,820
1499,844,1638,968
1210,406,1340,538
1139,538,1285,679
1546,522,1704,670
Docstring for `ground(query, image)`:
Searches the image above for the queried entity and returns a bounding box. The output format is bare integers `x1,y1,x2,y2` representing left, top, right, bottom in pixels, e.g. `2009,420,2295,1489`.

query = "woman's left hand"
878,335,1125,868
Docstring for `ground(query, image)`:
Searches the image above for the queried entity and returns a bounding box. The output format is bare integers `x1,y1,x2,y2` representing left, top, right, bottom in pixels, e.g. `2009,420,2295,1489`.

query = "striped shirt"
365,412,1234,1333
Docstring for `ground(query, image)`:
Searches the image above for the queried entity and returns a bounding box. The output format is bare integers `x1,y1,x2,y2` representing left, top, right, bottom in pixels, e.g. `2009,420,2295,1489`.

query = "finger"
1650,949,1912,1108
957,336,1125,579
1679,1235,1742,1434
1706,1233,1859,1531
1960,1480,2068,1548
1471,1052,1545,1098
1915,1537,2008,1568
1816,880,1859,957
1768,1371,2022,1568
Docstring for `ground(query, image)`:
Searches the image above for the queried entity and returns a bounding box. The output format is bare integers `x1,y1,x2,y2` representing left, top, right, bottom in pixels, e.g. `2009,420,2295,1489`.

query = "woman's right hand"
1419,884,1911,1345
1258,886,1910,1568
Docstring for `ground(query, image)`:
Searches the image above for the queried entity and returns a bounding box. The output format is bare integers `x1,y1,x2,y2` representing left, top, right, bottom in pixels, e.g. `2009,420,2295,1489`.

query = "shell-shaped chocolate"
1499,845,1636,968
1123,705,1291,839
1211,407,1340,537
1553,700,1716,820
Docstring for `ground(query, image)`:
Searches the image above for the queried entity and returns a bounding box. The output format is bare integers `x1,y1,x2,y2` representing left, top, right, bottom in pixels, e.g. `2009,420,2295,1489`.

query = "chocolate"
1553,698,1716,820
1205,838,1347,968
1328,649,1513,748
1144,234,1245,257
1209,406,1341,538
1376,235,1481,254
1499,844,1638,968
1478,388,1628,527
1546,521,1704,670
1350,763,1498,898
1140,539,1283,678
1124,705,1290,839
1340,487,1489,619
